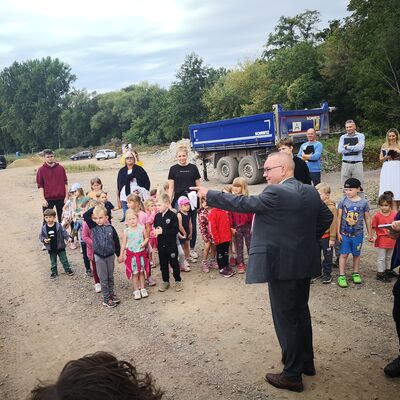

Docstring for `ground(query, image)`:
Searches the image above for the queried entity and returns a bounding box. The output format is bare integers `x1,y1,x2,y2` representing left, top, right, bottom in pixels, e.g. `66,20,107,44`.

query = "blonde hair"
126,194,144,211
158,193,171,205
176,145,188,155
87,199,99,208
232,177,249,196
92,205,107,217
143,199,154,210
315,182,331,194
222,184,232,193
75,187,85,199
125,209,139,219
383,128,400,149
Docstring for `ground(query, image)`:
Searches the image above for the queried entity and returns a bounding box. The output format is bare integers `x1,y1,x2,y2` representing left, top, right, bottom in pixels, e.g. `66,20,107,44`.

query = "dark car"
70,150,93,161
0,155,6,169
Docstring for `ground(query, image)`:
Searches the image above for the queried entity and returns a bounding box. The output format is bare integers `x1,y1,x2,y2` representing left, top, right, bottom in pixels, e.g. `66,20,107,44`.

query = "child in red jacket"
209,206,235,278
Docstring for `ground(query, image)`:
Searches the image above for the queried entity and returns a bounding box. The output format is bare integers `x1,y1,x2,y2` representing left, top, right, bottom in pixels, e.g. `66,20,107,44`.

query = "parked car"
95,149,117,160
0,155,6,169
70,150,93,161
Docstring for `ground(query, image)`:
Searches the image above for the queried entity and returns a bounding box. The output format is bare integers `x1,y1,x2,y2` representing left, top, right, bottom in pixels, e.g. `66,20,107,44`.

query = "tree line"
0,0,399,153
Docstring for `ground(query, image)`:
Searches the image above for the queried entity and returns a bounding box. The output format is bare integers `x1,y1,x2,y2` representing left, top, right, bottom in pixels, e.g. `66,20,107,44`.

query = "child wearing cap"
177,196,194,266
337,178,373,287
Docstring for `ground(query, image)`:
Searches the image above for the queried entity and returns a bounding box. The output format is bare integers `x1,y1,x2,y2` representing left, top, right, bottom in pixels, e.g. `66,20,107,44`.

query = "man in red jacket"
36,149,68,222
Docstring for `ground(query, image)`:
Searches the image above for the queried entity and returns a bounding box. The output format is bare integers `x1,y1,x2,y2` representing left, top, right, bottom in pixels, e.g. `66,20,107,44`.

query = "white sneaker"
133,290,141,300
140,288,148,298
94,283,102,293
190,249,199,259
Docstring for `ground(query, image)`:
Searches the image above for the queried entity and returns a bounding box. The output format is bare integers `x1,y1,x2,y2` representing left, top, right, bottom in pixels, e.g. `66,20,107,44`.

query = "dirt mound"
8,156,42,168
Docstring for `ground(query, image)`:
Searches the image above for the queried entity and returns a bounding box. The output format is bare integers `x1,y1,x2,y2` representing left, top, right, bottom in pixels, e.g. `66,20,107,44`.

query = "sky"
0,0,350,93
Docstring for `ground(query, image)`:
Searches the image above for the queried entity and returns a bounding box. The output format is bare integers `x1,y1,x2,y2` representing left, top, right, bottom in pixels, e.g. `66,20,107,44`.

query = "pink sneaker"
237,263,246,274
180,260,191,272
148,276,156,286
202,260,210,273
209,259,219,270
229,256,237,266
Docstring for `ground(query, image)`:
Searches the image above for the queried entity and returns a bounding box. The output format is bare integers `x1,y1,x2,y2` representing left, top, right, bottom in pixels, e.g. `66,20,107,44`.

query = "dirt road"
0,154,398,399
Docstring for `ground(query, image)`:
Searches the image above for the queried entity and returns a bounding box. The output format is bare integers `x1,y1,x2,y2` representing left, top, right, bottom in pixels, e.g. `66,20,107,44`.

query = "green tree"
0,57,75,152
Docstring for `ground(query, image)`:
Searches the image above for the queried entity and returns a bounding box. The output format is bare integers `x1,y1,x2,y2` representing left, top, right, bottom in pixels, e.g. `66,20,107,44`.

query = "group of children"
39,169,399,309
316,178,398,287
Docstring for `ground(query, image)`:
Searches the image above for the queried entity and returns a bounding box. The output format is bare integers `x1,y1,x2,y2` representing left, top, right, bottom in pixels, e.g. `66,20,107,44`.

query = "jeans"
309,172,321,186
121,200,128,221
320,237,333,277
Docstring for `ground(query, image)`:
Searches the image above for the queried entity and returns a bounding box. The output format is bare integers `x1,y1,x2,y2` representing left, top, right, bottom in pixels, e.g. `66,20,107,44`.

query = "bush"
64,164,102,173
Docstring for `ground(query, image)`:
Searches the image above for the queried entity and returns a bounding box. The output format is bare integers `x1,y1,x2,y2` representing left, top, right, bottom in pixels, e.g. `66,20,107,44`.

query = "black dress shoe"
303,361,316,376
265,373,303,392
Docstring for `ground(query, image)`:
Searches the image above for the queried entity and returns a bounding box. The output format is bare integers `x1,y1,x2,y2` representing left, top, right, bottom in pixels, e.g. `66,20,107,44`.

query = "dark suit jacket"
293,156,312,184
207,177,333,283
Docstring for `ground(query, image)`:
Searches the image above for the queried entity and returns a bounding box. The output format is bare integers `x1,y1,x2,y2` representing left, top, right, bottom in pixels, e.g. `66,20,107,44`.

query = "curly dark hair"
29,351,163,400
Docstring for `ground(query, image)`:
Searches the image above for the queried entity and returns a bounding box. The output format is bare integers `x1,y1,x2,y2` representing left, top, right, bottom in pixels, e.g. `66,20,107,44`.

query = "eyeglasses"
264,165,283,173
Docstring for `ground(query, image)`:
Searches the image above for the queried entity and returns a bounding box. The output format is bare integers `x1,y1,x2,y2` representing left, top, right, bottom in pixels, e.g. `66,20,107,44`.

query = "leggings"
234,224,251,264
216,242,230,270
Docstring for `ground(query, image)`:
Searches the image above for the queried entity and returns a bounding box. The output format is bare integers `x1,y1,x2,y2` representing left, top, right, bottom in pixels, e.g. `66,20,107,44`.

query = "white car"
95,149,117,160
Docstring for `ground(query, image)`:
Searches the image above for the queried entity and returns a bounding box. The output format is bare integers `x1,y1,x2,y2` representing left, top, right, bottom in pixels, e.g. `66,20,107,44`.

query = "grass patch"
64,164,101,173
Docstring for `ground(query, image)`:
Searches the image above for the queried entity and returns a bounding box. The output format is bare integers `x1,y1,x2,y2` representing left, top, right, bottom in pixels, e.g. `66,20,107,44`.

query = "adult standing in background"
117,150,150,222
193,152,333,392
168,145,201,259
297,128,323,185
379,128,400,210
36,149,68,222
338,120,365,186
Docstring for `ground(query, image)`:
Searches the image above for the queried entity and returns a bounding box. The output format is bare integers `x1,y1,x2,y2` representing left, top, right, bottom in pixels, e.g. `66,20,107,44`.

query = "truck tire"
238,156,264,185
216,156,238,184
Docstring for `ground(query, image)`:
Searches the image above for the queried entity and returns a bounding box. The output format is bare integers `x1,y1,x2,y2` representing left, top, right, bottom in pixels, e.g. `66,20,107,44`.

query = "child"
154,193,183,292
97,191,115,223
222,184,236,266
372,191,397,281
337,178,373,288
126,194,156,286
144,198,158,267
209,206,235,278
229,177,253,274
119,209,150,300
177,196,194,263
87,177,103,200
198,197,217,273
83,205,121,308
316,182,337,284
71,182,90,246
39,209,74,278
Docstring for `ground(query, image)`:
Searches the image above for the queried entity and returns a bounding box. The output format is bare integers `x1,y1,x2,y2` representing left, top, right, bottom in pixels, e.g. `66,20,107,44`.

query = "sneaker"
322,274,332,284
158,282,170,292
102,299,117,308
50,272,58,279
65,270,74,276
140,288,149,298
187,257,197,263
180,263,191,272
385,269,399,278
311,274,322,283
202,260,210,273
94,283,102,293
86,269,93,277
384,356,400,377
209,259,219,270
133,290,141,300
111,294,121,304
229,256,237,266
352,273,362,284
190,249,199,259
337,275,348,288
220,267,235,278
377,272,391,282
237,263,246,274
148,276,156,286
175,281,183,292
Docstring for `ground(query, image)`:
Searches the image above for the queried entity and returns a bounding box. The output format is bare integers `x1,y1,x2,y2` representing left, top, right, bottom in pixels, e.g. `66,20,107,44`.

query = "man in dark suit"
193,152,332,392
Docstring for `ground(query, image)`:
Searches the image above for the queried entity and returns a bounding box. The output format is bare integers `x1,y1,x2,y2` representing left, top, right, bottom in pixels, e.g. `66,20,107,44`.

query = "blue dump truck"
189,102,332,185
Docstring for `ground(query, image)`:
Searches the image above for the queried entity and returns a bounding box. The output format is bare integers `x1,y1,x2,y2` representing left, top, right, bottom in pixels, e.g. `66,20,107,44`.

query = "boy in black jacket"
154,193,182,292
84,205,121,308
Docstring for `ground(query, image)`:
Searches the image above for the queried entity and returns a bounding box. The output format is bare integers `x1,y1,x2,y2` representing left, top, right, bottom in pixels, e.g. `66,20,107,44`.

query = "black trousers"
268,278,314,380
158,244,181,283
42,198,64,222
81,242,91,272
393,276,400,347
216,241,230,270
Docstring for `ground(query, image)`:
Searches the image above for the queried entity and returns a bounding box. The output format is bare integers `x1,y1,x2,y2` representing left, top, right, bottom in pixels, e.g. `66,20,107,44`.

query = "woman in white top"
379,128,400,210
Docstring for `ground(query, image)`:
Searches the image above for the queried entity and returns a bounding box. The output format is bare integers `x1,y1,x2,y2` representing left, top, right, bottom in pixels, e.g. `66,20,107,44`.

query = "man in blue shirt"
297,128,323,185
338,120,365,186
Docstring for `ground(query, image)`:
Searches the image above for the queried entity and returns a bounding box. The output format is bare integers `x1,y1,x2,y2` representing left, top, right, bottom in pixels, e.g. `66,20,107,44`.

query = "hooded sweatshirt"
36,162,68,200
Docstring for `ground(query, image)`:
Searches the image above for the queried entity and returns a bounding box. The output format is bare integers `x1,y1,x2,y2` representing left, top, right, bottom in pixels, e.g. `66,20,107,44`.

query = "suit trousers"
268,278,314,380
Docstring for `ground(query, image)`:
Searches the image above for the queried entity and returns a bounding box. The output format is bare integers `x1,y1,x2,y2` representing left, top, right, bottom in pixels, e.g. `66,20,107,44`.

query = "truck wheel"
216,156,238,184
238,156,264,185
